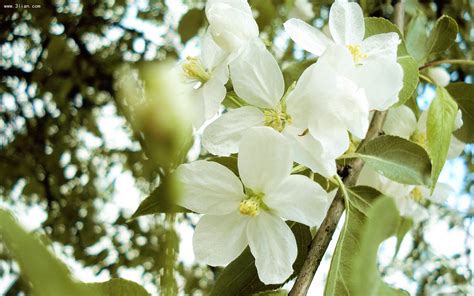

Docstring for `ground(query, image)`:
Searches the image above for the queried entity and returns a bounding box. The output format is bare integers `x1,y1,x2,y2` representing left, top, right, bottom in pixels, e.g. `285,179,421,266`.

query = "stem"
419,74,434,84
420,59,474,70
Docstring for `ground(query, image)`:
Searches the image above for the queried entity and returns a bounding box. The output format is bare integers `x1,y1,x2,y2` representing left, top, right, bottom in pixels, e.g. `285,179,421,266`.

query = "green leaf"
352,135,432,186
346,186,384,216
86,278,150,296
208,156,239,176
405,13,429,64
351,197,409,296
210,222,311,296
427,86,458,190
131,174,189,219
178,9,205,43
0,209,150,296
394,217,413,258
324,186,384,296
426,15,458,56
253,289,288,296
364,17,409,57
0,209,93,296
396,55,419,105
446,82,474,143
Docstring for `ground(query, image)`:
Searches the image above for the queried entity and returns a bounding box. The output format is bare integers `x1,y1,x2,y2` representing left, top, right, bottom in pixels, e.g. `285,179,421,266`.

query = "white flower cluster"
177,0,404,284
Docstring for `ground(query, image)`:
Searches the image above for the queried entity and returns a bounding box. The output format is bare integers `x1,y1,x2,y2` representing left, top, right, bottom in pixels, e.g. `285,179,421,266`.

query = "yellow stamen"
410,187,423,202
239,192,265,217
346,44,367,63
264,107,292,132
182,56,210,83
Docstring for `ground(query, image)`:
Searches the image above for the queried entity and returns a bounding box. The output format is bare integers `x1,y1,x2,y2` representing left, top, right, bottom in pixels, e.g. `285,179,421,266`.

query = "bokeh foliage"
0,0,472,295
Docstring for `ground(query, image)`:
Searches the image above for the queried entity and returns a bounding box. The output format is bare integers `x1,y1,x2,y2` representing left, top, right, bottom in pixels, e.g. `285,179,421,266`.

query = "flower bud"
427,67,450,87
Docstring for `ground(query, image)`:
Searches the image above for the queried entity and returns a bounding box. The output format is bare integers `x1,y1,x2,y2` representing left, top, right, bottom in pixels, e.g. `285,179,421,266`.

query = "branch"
419,59,474,70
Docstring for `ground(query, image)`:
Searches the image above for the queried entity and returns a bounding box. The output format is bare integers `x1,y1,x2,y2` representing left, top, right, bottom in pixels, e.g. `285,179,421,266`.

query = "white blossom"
357,166,455,223
284,0,403,110
384,105,465,159
205,0,259,54
177,127,329,284
181,31,229,128
202,39,369,177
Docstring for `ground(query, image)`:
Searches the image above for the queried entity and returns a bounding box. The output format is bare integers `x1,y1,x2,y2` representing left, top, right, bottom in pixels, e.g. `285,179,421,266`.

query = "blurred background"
0,0,472,295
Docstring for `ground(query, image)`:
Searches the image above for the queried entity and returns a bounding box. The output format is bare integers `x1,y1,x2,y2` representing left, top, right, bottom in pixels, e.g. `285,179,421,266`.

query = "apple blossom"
383,105,465,159
181,31,229,128
284,0,403,110
202,39,369,177
177,127,329,284
357,166,455,223
205,0,259,54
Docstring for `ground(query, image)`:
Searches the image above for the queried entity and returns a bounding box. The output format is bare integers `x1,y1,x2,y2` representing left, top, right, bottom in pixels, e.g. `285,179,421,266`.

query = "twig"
419,59,474,70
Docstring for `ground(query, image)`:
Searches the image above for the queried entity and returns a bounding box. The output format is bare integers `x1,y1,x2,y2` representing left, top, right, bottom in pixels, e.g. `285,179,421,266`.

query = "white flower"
427,67,450,87
181,31,229,128
177,127,329,284
289,0,315,21
202,39,369,177
357,166,455,223
205,0,259,53
384,105,465,159
284,0,403,110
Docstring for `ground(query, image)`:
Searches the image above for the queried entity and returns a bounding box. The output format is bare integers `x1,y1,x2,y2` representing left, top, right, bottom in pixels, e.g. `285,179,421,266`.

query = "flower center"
410,131,427,148
182,56,210,83
410,187,423,202
346,44,367,63
264,107,292,132
239,191,265,217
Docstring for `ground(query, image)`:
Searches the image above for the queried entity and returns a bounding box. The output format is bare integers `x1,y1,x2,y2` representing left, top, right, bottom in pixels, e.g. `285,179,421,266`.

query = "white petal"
329,0,365,45
238,127,292,193
202,106,265,156
230,39,285,108
361,32,400,62
357,166,413,198
207,3,259,52
383,105,417,139
246,211,297,284
283,18,332,56
429,182,454,203
266,175,329,227
395,195,428,223
309,115,350,158
352,58,403,111
194,212,249,266
316,44,354,76
283,126,337,177
177,160,245,214
201,30,228,70
202,73,228,117
447,136,465,159
205,0,253,17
